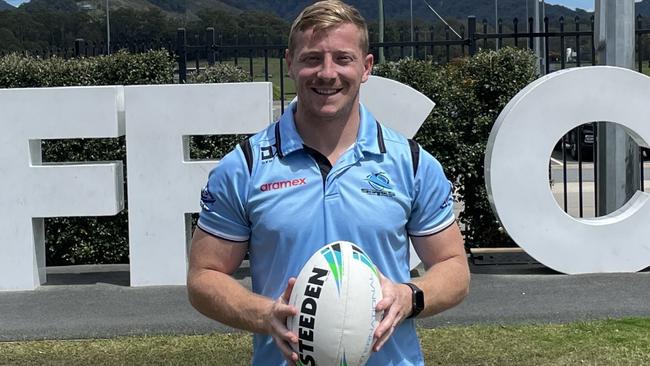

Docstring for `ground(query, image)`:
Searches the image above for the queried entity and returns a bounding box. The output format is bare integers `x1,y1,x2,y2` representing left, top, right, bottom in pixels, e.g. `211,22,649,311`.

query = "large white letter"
486,66,650,274
125,83,273,286
0,86,125,291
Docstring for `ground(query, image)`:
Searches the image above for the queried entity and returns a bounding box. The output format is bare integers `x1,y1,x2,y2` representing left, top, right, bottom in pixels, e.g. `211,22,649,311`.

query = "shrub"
0,49,175,88
188,63,250,84
374,47,538,246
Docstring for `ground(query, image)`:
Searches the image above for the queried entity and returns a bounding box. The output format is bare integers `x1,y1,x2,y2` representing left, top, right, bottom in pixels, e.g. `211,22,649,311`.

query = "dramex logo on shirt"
1,70,648,291
260,178,307,192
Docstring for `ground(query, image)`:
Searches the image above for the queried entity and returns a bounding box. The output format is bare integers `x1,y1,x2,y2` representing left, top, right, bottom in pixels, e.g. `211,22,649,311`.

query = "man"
187,1,470,365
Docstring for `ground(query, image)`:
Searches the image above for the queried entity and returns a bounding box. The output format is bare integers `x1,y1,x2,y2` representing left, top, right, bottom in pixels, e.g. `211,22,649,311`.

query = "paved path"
1,263,649,341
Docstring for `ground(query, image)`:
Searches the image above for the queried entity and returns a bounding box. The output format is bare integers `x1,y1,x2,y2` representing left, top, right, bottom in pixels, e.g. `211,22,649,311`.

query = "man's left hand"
372,272,413,352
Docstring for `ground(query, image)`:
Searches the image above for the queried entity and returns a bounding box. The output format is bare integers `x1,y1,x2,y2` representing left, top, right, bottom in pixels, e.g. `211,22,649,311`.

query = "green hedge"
374,47,538,246
0,50,175,87
0,51,248,265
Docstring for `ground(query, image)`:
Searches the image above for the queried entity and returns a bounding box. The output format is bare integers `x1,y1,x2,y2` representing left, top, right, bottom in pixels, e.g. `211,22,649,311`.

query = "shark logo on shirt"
361,172,396,197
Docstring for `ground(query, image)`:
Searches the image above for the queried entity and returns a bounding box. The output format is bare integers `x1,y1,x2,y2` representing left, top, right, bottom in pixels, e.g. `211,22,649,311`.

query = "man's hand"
265,277,300,365
372,272,413,352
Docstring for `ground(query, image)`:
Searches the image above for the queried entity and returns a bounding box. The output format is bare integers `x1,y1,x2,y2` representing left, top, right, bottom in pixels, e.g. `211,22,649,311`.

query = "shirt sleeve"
406,147,455,236
197,145,251,242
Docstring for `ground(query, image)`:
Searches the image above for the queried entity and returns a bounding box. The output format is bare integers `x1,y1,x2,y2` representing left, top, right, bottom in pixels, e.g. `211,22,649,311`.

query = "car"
555,123,650,162
554,123,594,161
567,123,594,161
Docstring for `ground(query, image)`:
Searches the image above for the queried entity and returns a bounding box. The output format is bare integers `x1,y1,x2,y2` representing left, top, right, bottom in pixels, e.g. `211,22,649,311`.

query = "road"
1,263,649,341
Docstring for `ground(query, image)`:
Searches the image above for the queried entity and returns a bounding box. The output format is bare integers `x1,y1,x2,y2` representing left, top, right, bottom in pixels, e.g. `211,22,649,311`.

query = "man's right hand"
265,277,299,366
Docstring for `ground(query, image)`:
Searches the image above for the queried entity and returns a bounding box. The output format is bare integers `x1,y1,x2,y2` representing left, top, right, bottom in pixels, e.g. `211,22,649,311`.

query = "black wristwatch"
403,282,424,319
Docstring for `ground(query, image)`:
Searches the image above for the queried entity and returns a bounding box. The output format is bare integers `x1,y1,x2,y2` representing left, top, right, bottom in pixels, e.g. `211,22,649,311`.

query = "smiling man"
187,1,470,365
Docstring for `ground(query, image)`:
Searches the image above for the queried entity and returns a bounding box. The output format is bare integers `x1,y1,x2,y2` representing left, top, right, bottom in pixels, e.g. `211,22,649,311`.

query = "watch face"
406,283,424,318
414,288,424,309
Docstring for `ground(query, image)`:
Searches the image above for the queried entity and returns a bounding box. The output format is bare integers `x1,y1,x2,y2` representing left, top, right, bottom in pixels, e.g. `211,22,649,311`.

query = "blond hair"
288,0,369,55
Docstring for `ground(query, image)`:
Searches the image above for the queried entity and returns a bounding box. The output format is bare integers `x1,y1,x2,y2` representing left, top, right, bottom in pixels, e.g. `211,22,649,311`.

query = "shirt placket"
322,149,363,244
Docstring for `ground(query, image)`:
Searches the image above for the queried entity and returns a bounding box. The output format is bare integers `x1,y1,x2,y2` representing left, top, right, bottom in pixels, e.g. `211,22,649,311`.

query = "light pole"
495,0,499,50
410,0,414,57
106,0,111,55
534,0,545,74
378,0,385,63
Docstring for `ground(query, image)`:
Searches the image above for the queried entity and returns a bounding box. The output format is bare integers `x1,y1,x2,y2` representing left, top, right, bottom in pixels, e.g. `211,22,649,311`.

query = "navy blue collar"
275,102,386,159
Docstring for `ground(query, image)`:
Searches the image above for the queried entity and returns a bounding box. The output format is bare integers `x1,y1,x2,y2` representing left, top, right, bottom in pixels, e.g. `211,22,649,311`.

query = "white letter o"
486,66,650,274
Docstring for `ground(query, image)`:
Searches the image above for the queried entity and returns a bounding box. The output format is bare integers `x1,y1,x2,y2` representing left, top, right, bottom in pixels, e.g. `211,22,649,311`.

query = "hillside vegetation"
16,0,591,23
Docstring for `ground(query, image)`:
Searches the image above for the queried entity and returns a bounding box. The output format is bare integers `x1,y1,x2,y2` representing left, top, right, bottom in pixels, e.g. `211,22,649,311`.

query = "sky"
545,0,595,11
6,0,28,6
546,0,644,12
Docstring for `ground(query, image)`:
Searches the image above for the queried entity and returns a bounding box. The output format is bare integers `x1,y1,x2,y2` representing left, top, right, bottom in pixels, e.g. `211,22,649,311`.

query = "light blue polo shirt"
198,103,455,366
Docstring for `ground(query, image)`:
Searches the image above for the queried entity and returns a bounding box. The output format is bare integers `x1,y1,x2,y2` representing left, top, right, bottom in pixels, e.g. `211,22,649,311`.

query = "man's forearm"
188,268,273,334
411,255,470,318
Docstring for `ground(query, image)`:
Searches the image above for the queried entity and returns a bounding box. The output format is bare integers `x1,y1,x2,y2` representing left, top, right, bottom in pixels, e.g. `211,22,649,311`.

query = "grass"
223,57,297,100
420,318,650,365
0,333,253,366
189,57,296,100
1,318,649,365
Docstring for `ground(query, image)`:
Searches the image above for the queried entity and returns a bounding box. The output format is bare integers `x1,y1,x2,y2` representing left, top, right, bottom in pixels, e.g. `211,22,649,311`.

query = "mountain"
21,0,240,18
15,0,650,25
227,0,650,22
0,1,14,11
216,0,588,24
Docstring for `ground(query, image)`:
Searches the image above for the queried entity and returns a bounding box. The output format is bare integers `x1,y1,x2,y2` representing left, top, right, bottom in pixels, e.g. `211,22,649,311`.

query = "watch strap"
403,282,424,319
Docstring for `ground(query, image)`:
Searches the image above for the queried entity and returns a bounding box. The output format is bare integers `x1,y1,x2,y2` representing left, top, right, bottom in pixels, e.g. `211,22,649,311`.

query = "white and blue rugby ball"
287,241,383,366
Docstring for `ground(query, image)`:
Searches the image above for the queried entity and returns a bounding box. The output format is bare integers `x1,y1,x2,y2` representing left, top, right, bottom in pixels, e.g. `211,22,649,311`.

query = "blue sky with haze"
545,0,594,11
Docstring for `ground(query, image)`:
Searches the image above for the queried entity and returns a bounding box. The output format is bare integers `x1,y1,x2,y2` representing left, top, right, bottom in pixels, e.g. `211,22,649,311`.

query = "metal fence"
0,39,175,59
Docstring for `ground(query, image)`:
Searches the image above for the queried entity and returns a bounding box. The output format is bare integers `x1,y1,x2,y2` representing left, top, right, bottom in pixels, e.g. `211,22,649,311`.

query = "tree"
109,8,176,45
0,28,20,52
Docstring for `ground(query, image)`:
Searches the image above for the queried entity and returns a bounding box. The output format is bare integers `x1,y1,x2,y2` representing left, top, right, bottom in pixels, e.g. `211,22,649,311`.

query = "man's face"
286,23,373,122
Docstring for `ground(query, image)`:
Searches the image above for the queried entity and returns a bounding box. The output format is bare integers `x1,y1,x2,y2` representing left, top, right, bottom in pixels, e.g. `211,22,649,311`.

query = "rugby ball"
287,241,383,366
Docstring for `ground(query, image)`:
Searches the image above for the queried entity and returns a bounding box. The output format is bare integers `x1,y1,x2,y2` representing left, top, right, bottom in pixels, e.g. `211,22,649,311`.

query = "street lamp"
106,0,111,55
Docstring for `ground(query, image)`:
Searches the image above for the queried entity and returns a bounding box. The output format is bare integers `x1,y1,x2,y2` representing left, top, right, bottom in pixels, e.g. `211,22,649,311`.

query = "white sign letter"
486,66,650,274
125,83,273,286
0,86,125,290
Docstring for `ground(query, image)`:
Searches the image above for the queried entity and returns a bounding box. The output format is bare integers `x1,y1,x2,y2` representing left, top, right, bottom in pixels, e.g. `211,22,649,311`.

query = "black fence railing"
176,16,598,94
0,39,175,60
